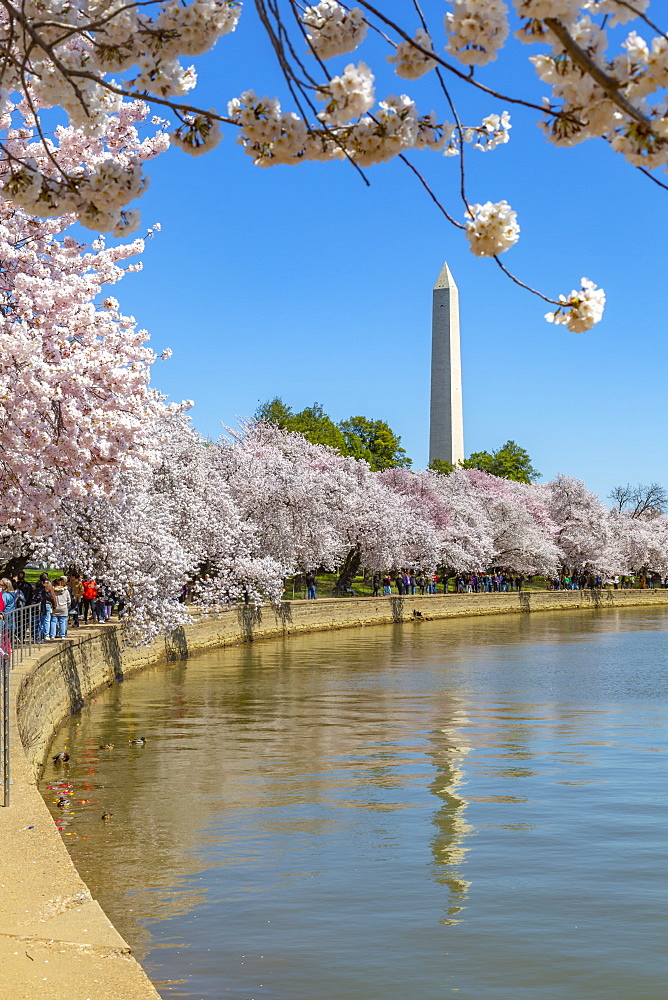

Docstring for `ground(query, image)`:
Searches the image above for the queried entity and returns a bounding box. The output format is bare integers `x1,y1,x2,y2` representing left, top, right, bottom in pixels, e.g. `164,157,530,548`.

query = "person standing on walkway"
35,573,56,639
68,573,83,627
382,575,391,596
13,572,33,608
305,571,317,600
0,579,17,615
95,584,109,622
372,573,380,597
81,577,98,623
0,578,16,655
101,586,114,620
50,577,71,639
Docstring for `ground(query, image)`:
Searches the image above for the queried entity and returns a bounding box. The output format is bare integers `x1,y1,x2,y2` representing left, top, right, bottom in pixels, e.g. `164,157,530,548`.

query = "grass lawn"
23,568,63,584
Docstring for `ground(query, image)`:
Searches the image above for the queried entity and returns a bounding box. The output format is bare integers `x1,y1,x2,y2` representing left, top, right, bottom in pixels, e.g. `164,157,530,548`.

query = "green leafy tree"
339,416,411,471
255,398,348,452
430,440,539,483
255,398,411,469
290,404,348,452
255,397,293,427
428,458,455,476
466,440,539,483
255,396,348,455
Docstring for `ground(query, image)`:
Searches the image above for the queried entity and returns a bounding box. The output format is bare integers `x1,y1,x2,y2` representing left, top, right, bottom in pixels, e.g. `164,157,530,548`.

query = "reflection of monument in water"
427,710,473,925
382,626,473,922
429,262,464,468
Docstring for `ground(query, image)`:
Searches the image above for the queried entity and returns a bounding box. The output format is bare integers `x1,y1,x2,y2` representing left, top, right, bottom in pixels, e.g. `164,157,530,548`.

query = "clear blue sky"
111,5,668,500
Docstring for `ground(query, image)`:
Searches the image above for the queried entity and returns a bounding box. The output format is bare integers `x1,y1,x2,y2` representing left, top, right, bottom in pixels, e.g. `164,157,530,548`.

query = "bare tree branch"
544,17,651,127
610,482,668,517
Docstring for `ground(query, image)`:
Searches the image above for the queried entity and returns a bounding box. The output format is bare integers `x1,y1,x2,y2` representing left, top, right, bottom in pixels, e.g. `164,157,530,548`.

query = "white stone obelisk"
429,262,464,467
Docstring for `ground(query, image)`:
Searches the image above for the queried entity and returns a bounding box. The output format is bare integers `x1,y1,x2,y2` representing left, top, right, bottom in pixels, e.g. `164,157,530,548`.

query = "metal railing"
1,603,42,807
2,602,42,670
1,654,7,807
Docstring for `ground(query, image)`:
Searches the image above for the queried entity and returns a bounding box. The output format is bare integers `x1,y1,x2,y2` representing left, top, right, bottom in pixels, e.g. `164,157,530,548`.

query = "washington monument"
429,262,464,467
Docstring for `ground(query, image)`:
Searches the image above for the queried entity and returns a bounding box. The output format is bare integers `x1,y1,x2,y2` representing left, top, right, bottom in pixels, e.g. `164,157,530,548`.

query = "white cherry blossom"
0,112,186,537
445,0,510,65
387,29,437,80
0,0,666,336
302,2,368,60
545,278,606,332
14,4,668,347
465,200,520,256
317,63,375,126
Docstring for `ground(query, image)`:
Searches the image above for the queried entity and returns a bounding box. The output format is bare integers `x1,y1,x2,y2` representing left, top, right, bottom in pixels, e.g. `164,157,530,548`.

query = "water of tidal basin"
41,606,668,1000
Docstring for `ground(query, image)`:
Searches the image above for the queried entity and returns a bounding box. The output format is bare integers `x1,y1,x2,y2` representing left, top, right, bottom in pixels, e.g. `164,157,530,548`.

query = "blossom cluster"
518,5,668,171
387,29,438,80
227,89,451,167
1,99,170,235
0,0,664,334
317,63,376,126
465,200,520,256
303,1,368,59
467,112,513,151
0,127,190,538
445,0,510,65
545,278,606,333
0,0,240,230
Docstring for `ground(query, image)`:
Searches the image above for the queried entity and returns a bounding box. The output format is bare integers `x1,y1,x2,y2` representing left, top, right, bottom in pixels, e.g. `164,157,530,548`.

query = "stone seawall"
3,587,668,999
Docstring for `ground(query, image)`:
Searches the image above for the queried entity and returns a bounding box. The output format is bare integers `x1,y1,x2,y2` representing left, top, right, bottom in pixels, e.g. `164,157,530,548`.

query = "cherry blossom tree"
608,510,668,575
42,416,286,642
0,102,181,548
381,466,560,575
542,473,613,572
36,418,444,636
461,469,560,574
222,421,440,591
220,420,352,573
2,1,666,327
380,466,494,572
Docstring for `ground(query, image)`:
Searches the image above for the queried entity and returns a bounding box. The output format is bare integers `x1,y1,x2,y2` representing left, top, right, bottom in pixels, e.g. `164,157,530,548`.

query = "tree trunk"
333,545,362,595
198,558,213,578
0,555,30,579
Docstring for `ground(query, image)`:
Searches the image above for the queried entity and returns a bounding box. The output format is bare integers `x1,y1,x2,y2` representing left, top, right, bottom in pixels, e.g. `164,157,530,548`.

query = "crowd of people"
2,558,668,649
310,569,668,599
547,573,668,590
369,571,523,595
0,572,125,642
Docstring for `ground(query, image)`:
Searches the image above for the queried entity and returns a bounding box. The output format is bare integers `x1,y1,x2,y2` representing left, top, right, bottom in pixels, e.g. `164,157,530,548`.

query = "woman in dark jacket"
34,573,57,639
